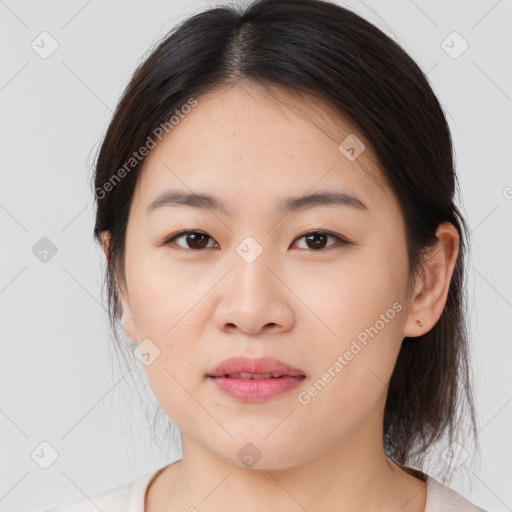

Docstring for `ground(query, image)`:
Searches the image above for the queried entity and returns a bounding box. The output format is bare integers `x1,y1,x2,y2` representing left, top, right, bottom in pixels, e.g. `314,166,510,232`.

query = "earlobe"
99,231,111,263
99,231,137,341
403,222,459,337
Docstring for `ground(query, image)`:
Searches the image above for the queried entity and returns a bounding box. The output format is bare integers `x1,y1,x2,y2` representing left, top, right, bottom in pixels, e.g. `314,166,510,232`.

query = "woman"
45,0,490,510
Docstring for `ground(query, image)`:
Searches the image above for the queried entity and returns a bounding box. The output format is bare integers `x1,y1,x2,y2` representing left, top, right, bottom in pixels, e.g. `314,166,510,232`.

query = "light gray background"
1,1,511,511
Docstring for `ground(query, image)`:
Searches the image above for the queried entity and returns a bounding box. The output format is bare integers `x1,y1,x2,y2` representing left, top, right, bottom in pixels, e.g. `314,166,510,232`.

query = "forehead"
132,82,393,216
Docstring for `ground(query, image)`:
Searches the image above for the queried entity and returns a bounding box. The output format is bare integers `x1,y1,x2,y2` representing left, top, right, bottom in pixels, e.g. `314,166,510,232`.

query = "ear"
403,222,460,337
118,291,137,341
99,231,137,341
99,230,111,262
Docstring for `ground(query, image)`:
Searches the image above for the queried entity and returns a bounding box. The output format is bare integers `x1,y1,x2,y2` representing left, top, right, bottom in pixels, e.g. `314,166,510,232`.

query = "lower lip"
208,375,305,401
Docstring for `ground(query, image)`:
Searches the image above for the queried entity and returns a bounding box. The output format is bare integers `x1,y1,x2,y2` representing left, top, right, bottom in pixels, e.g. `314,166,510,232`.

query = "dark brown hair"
91,0,479,480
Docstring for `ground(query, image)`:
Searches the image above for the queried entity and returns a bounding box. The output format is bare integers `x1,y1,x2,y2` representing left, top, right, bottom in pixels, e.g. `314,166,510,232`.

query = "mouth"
207,355,306,379
209,372,301,379
207,356,306,401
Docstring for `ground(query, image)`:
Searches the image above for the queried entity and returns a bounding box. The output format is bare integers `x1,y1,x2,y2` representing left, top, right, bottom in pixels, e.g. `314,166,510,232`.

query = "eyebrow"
146,189,368,216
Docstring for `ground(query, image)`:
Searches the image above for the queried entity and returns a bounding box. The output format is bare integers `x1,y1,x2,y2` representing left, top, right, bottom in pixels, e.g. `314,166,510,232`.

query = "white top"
41,464,490,512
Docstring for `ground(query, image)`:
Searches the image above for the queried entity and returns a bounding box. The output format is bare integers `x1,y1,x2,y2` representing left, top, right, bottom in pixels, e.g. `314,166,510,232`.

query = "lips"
221,372,286,379
207,356,306,402
207,356,306,379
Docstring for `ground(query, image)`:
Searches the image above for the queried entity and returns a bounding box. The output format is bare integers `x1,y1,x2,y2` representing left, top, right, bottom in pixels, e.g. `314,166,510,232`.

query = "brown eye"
165,231,217,250
293,231,347,251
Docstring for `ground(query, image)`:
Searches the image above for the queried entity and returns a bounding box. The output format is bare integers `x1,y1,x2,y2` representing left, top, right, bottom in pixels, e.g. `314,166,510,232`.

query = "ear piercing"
416,319,423,327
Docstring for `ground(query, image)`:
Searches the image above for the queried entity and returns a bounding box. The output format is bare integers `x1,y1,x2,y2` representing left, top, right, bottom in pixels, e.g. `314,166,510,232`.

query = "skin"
100,81,459,512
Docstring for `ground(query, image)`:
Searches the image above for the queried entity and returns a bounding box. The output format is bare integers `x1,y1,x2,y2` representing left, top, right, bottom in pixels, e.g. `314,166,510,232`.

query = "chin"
205,435,309,471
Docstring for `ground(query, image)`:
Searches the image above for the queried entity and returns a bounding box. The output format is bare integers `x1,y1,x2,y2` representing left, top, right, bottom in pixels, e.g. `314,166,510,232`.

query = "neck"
147,434,427,512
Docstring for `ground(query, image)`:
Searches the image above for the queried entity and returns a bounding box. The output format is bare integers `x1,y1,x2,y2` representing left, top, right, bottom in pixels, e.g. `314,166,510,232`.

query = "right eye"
163,230,218,251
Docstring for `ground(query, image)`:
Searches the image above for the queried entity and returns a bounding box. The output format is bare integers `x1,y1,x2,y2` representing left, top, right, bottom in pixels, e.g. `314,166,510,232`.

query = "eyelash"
162,230,350,252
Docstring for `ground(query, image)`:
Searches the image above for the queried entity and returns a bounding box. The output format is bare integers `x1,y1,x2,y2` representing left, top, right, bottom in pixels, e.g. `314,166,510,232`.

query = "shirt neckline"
128,466,167,512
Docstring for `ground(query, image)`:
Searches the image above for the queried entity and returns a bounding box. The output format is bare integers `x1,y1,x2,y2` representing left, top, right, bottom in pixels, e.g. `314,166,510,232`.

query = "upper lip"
207,356,306,377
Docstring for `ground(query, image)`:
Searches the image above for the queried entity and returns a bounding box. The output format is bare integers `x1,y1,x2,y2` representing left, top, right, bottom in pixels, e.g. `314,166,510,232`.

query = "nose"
212,244,295,336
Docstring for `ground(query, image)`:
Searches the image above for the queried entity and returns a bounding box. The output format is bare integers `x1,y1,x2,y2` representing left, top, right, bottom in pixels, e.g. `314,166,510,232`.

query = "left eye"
163,230,348,252
293,231,347,250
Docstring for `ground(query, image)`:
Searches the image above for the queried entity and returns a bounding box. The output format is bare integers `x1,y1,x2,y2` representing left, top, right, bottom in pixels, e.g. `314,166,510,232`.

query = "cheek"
143,363,203,432
298,318,402,441
293,249,405,346
126,269,206,404
140,333,205,430
127,260,207,337
293,253,405,410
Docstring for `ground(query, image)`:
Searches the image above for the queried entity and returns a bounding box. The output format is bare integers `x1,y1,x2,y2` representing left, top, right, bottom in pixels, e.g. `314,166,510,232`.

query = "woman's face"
115,82,417,468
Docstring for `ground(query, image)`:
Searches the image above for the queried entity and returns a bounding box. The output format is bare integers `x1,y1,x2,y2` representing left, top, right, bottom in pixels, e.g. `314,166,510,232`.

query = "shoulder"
39,468,160,512
425,475,490,512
